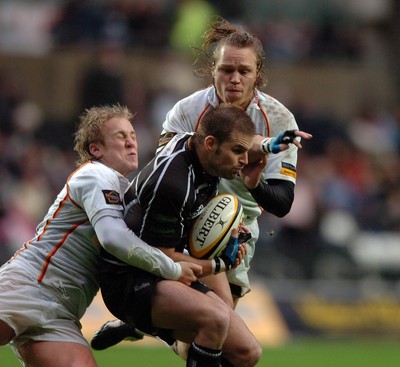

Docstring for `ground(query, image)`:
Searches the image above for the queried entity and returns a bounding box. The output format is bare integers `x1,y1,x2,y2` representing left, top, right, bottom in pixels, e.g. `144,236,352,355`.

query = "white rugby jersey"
160,86,299,220
6,161,128,307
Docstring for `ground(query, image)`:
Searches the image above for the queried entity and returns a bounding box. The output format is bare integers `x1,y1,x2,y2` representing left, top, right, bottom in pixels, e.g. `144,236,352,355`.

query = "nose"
239,152,248,165
230,71,240,83
126,136,136,147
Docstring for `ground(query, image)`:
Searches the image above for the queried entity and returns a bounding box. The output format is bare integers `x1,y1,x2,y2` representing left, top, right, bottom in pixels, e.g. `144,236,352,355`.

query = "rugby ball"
188,194,243,259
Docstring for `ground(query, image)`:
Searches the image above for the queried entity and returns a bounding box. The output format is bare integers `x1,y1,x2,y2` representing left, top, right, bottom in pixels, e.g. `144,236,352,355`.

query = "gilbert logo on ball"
189,194,243,259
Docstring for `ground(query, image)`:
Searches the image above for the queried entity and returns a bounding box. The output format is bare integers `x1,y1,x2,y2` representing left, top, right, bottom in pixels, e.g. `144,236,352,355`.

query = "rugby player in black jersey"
98,105,263,367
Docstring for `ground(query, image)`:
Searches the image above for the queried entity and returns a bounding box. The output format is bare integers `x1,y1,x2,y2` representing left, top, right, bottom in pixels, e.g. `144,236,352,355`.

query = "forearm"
248,179,294,217
168,250,213,276
94,215,181,280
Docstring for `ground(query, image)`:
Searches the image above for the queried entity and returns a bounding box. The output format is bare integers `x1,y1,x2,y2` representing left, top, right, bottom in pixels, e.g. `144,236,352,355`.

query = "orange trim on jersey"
66,184,81,209
7,242,30,263
9,162,91,275
257,100,271,137
37,217,89,282
36,164,92,281
65,162,91,209
37,162,88,241
194,103,211,132
37,193,69,242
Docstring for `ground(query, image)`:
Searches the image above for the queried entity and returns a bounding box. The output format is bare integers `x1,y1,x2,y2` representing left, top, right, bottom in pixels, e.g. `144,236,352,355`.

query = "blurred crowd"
48,0,393,64
0,0,393,62
1,0,400,277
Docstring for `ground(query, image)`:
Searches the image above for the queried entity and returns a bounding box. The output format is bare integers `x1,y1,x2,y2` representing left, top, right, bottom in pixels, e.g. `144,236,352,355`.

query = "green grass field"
1,338,399,367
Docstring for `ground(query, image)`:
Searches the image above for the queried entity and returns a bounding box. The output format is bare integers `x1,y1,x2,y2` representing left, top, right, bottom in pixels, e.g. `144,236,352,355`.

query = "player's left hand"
218,228,240,270
219,227,252,270
233,243,246,268
233,227,251,267
263,129,313,154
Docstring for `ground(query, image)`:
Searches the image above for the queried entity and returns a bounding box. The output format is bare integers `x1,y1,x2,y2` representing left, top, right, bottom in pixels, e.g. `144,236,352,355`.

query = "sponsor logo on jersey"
158,132,176,148
102,190,122,205
281,162,297,179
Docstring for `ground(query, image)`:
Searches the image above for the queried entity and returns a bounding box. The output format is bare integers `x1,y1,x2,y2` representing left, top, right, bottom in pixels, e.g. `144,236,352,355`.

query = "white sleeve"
93,215,182,280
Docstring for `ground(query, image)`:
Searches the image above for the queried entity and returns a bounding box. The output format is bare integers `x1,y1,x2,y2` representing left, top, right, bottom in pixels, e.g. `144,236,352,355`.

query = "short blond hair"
74,104,133,166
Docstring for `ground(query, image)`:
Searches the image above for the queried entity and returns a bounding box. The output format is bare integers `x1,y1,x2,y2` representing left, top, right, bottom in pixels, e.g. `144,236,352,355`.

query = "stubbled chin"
225,96,243,106
226,92,240,98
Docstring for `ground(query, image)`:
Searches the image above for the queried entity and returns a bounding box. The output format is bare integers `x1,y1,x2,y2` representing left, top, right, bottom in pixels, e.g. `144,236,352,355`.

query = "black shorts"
99,263,211,341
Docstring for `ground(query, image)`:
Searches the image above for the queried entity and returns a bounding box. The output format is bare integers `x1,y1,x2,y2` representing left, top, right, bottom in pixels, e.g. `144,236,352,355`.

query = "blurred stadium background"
1,0,400,361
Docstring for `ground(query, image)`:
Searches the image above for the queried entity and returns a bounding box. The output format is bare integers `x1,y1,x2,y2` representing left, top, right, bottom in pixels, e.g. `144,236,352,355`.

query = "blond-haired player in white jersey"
91,18,312,356
0,105,202,367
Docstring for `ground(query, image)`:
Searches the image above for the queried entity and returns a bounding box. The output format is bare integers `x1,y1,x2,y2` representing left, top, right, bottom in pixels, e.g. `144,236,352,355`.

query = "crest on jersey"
102,190,122,205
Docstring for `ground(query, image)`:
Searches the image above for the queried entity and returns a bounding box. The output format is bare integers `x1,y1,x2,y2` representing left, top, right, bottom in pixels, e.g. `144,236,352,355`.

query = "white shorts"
226,218,259,297
0,263,89,354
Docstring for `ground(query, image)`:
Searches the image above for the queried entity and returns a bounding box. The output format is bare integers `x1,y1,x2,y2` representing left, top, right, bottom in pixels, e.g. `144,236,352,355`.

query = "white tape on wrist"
260,138,271,154
211,258,227,274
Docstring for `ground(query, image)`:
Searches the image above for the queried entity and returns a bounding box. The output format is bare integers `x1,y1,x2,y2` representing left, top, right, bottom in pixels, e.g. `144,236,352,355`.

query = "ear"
89,143,102,159
204,136,217,152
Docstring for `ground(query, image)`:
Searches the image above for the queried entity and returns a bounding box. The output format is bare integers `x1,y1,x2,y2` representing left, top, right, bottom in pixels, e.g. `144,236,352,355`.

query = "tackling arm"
94,215,183,280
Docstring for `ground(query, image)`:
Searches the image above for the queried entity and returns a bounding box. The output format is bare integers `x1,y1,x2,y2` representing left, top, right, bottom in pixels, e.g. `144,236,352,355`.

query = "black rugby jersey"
103,133,219,267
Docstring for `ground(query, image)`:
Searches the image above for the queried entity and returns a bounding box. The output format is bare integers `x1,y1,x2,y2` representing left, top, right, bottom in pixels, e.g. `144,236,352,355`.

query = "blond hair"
74,104,133,166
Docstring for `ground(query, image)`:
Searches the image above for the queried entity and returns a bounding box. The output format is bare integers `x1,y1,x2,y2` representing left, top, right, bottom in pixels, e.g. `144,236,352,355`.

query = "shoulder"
256,90,293,115
68,161,122,189
164,89,214,132
174,86,214,109
157,133,192,157
138,137,192,192
67,162,127,210
255,90,298,131
70,161,113,178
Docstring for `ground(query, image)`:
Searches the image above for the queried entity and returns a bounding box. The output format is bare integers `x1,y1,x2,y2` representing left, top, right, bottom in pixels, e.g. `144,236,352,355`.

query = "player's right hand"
177,261,202,285
240,155,267,189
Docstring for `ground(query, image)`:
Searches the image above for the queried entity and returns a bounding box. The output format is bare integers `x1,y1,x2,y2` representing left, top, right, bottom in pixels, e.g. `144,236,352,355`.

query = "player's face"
212,45,259,110
206,131,253,180
95,117,138,177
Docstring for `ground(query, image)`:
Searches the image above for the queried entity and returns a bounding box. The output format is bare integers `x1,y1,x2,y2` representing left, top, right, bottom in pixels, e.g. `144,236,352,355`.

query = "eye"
240,68,252,75
220,66,233,74
233,147,246,155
